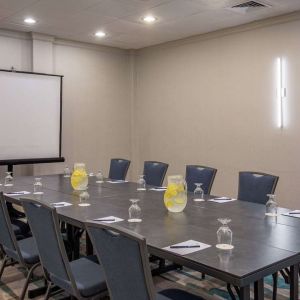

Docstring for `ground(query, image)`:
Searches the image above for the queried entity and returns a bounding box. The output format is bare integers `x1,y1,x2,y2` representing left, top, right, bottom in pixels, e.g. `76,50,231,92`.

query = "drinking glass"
265,194,278,217
193,183,204,202
4,172,13,186
96,171,104,183
216,218,234,250
128,199,142,222
33,178,43,194
137,175,146,191
78,191,91,207
64,166,71,177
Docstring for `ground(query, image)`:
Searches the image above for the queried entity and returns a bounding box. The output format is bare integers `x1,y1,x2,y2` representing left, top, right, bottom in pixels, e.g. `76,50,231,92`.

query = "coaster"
78,203,91,207
265,213,278,217
128,218,142,223
216,244,234,250
193,198,205,202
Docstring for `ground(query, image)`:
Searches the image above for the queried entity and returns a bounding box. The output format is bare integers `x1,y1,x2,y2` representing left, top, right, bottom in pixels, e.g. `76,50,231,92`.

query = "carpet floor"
0,261,293,300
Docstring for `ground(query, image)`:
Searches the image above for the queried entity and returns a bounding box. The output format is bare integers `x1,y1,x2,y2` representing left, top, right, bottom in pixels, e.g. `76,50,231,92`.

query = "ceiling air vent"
228,0,270,13
232,1,267,8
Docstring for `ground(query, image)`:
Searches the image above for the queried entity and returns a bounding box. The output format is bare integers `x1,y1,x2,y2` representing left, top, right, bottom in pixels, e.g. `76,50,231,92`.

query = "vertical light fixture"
277,57,286,128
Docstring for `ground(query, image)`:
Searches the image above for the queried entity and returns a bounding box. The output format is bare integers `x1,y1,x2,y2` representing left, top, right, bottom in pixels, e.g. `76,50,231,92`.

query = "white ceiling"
0,0,299,49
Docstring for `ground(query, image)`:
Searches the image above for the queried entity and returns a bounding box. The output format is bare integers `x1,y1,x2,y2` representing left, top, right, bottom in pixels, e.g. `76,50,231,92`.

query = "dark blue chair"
0,193,40,300
238,171,279,204
108,158,131,181
21,198,107,300
85,222,206,300
143,161,168,187
185,165,217,194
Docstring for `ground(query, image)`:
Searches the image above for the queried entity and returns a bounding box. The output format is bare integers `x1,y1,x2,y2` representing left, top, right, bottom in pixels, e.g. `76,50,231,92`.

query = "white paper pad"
106,180,128,184
4,191,31,197
209,197,236,203
149,187,167,191
283,210,300,218
51,202,72,208
93,216,124,223
164,240,211,255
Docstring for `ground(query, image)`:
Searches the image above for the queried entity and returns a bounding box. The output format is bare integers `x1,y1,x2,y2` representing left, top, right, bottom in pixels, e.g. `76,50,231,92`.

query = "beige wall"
134,18,300,209
1,15,300,208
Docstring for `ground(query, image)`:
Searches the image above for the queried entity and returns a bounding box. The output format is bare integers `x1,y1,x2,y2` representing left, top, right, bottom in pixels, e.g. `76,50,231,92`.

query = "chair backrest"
21,198,78,297
238,171,279,204
185,165,217,194
0,193,23,264
86,222,155,300
143,161,168,187
108,158,131,180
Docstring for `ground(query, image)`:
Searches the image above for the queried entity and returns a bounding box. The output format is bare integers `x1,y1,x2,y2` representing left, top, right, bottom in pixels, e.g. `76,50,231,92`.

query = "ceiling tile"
0,0,299,49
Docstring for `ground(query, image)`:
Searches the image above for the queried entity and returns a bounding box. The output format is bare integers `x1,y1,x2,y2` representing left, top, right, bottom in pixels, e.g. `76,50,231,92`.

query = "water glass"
4,172,13,186
96,171,104,183
33,178,43,194
78,191,91,207
193,183,204,202
137,175,146,191
128,199,142,222
216,218,234,250
64,166,71,177
265,194,278,217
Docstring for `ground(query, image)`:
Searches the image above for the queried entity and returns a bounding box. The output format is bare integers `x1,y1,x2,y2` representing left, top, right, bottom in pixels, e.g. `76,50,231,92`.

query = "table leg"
254,279,264,300
66,224,80,260
290,264,299,300
86,232,93,255
240,285,250,300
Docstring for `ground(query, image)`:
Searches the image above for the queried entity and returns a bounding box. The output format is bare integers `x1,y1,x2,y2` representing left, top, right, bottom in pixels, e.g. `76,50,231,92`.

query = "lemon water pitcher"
71,163,88,190
164,175,187,213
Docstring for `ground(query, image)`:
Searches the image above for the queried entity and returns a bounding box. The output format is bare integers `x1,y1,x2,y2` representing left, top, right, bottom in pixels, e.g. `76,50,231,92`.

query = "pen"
170,245,200,249
6,192,26,195
289,212,300,215
95,218,116,222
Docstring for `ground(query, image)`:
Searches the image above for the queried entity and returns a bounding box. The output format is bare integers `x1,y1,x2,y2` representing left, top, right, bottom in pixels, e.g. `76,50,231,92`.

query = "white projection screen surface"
0,70,63,164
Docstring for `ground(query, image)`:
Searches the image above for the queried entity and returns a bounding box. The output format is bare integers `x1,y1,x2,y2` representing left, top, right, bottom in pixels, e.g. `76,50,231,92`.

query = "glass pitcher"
164,175,187,213
71,163,88,191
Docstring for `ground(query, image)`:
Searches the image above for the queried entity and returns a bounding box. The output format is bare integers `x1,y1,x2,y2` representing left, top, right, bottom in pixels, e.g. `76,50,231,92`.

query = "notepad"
283,210,300,218
149,187,167,191
208,197,236,203
4,191,31,197
164,240,211,255
93,216,124,223
106,180,128,184
51,202,72,208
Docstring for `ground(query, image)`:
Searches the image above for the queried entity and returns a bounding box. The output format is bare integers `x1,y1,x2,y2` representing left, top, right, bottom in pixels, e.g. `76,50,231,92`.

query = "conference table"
4,174,300,300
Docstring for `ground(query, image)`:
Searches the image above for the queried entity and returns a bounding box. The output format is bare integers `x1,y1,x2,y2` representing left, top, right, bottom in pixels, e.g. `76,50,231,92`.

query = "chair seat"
70,257,107,297
18,237,39,265
11,219,30,237
157,289,205,300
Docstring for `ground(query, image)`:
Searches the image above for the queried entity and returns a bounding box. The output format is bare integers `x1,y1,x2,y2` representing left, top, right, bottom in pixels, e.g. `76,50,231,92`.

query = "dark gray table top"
3,174,300,287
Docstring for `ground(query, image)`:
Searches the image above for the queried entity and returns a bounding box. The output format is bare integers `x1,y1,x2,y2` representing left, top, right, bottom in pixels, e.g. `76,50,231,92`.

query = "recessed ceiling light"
95,31,106,38
142,15,157,24
24,17,36,24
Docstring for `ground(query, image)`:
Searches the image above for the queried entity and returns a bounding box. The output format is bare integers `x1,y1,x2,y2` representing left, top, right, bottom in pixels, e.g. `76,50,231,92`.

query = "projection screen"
0,70,64,166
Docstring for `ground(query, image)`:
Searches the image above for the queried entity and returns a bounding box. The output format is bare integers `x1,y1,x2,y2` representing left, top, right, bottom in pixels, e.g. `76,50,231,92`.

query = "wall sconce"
277,57,286,128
